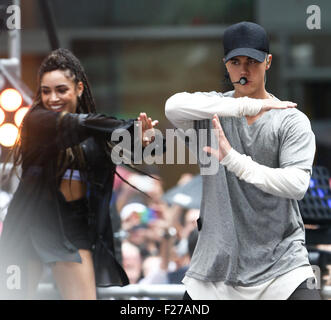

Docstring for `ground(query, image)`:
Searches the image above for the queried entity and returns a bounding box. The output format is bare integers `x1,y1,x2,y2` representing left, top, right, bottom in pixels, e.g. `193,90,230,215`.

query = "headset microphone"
232,77,248,85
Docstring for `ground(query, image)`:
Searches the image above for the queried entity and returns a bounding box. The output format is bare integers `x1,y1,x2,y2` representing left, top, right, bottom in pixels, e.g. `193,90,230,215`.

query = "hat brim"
224,48,267,63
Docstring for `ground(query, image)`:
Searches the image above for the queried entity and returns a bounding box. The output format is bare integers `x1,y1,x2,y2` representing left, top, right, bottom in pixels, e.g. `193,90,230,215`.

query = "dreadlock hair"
34,48,97,114
3,48,97,184
2,48,158,197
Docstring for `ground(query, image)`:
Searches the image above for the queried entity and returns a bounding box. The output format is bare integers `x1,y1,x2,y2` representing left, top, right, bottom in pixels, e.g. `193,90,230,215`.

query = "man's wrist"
239,97,264,117
220,147,235,165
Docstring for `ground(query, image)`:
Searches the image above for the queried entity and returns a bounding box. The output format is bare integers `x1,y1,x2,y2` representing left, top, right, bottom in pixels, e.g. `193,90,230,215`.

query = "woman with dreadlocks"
0,48,159,300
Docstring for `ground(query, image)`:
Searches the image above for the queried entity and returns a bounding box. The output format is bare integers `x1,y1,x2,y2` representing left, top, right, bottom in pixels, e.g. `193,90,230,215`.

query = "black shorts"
287,277,322,300
61,197,92,251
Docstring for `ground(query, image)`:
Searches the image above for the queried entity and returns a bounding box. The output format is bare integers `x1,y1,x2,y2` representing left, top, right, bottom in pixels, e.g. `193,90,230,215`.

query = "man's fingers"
203,146,212,154
263,99,297,111
278,101,296,109
271,101,297,109
203,146,219,158
285,101,297,108
212,115,225,139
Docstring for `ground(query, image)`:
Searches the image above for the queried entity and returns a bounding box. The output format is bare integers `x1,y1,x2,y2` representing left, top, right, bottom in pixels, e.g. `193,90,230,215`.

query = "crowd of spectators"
112,166,199,287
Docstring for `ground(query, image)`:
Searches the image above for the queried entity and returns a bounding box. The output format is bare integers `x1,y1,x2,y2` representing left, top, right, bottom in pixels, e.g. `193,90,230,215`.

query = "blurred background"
1,0,331,189
1,0,331,299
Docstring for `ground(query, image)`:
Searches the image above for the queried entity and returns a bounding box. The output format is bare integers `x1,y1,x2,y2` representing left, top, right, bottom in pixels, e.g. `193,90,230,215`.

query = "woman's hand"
138,112,159,147
203,114,232,162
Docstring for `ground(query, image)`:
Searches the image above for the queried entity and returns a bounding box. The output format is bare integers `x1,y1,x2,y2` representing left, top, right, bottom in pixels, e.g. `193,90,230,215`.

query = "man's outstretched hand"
261,99,297,112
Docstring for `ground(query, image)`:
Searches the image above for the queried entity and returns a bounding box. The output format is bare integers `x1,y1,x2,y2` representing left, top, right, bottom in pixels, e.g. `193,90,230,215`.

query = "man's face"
224,55,271,97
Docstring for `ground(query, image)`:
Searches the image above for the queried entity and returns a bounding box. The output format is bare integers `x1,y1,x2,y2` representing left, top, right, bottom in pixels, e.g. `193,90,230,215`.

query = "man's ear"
266,54,272,70
223,58,228,74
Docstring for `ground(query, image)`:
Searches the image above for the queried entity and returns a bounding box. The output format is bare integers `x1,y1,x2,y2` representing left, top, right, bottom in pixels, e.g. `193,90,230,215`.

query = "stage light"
0,88,23,112
14,106,29,127
0,67,33,156
0,123,18,147
0,87,30,149
309,179,316,188
0,108,5,125
317,188,325,198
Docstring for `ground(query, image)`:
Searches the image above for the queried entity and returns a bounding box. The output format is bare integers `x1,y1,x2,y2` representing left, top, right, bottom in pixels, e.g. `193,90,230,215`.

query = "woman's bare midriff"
60,179,87,202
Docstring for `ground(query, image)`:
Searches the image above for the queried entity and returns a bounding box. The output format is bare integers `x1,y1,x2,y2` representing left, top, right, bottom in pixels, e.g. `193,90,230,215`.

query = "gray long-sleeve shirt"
166,90,316,286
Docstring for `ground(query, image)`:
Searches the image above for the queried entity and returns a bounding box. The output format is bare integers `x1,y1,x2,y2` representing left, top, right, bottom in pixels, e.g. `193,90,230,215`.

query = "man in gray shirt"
165,21,321,300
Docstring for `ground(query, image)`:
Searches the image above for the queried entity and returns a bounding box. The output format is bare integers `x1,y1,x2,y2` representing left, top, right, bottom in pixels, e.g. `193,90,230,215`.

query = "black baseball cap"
223,21,269,63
